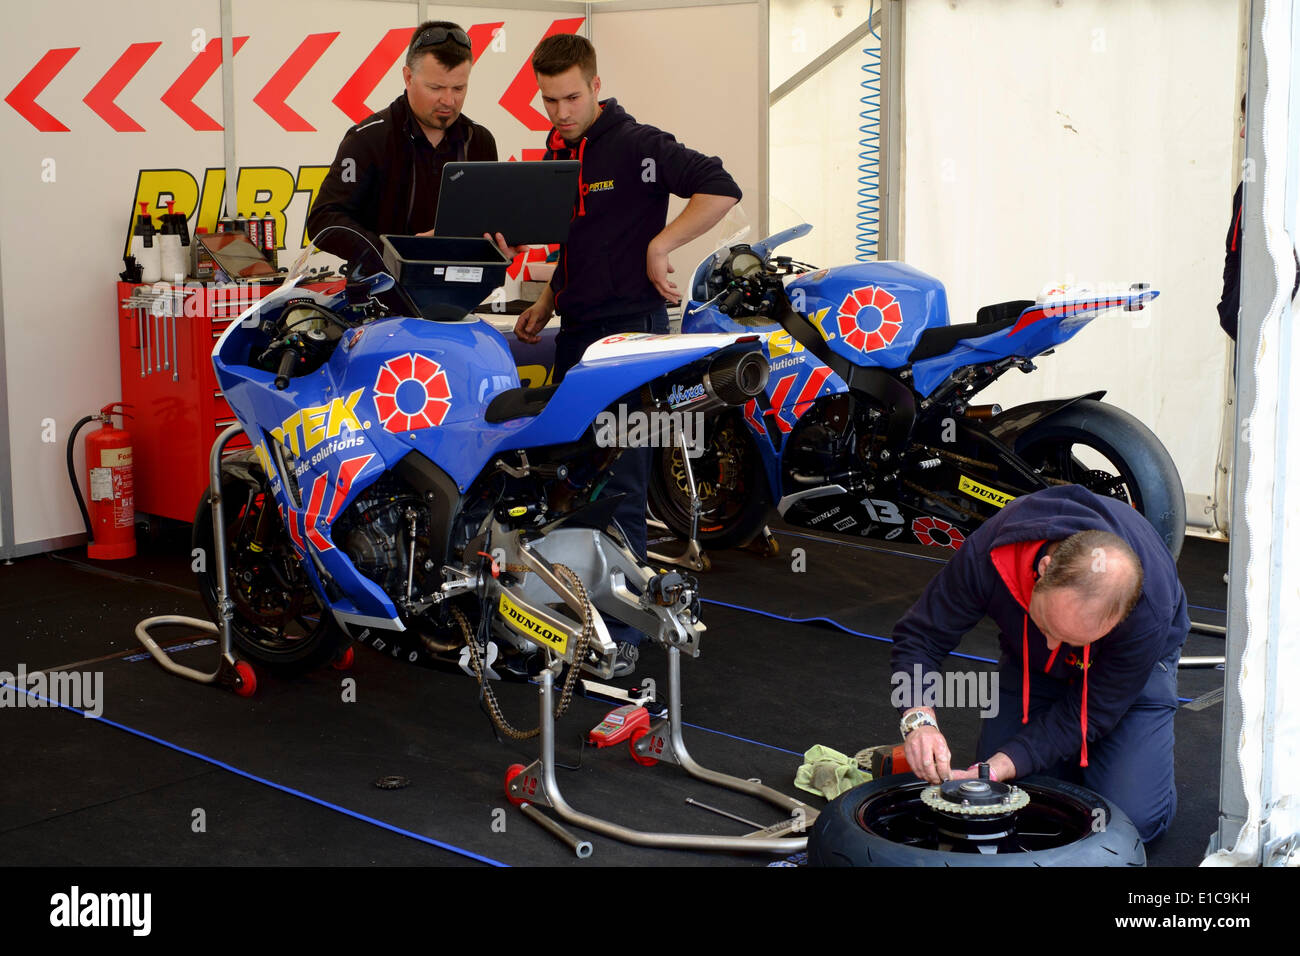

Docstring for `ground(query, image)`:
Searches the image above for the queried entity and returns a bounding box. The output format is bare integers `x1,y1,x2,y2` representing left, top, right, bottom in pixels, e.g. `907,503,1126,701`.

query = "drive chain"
451,562,595,741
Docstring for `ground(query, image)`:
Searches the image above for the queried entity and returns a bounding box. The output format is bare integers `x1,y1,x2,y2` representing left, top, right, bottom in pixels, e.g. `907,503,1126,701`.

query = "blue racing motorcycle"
194,234,770,693
648,224,1185,561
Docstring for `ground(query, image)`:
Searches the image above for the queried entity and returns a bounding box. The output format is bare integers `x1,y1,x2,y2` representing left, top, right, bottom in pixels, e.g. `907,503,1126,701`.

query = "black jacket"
1218,181,1300,340
543,99,742,323
890,486,1189,777
307,94,497,264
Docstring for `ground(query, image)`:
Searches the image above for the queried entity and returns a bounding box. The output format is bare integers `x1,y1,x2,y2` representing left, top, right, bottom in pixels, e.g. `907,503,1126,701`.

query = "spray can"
131,202,161,283
246,213,261,252
261,212,278,269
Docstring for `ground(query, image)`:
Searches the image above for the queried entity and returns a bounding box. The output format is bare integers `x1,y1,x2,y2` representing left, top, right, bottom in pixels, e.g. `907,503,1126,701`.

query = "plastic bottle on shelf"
131,202,161,283
159,200,188,283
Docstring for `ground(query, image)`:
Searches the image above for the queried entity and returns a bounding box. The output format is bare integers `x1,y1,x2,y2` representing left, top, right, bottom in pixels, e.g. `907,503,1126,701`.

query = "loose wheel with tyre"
648,412,770,551
808,774,1145,866
192,452,350,676
1013,399,1186,561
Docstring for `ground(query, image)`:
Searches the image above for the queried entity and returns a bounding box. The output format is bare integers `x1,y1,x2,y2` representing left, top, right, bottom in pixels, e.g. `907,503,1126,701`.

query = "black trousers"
553,306,671,646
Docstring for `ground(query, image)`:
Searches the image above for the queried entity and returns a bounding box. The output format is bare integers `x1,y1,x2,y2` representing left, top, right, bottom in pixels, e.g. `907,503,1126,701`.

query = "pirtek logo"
272,389,365,457
500,595,566,650
586,179,614,192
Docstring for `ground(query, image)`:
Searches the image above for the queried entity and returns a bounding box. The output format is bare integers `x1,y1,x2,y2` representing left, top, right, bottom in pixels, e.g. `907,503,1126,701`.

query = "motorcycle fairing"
491,332,771,451
908,289,1159,396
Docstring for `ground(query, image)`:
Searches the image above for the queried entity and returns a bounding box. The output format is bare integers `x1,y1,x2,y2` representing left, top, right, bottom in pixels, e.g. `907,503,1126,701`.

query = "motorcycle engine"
336,476,429,602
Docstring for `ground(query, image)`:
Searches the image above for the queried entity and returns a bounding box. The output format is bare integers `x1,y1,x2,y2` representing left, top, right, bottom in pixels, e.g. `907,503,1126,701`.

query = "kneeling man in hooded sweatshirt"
889,485,1190,843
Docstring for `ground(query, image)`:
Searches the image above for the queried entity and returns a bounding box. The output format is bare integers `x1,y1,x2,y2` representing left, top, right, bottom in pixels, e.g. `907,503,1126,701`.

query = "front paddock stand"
133,423,256,697
507,645,816,853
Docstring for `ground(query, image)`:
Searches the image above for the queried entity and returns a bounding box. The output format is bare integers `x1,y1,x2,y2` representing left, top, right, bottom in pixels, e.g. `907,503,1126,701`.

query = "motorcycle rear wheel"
647,413,770,551
808,774,1145,867
1013,399,1186,561
192,462,349,676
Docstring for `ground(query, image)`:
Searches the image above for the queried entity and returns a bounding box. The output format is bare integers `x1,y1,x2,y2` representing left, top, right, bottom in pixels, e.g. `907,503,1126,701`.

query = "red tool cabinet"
116,280,341,523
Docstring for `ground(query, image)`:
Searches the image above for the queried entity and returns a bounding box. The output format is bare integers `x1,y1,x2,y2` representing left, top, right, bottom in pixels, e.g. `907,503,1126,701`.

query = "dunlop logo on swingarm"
498,592,569,655
958,475,1016,509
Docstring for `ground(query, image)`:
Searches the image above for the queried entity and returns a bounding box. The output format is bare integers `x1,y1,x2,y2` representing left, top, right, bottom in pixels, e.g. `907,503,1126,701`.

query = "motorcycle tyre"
647,413,770,552
807,774,1145,867
1013,399,1186,561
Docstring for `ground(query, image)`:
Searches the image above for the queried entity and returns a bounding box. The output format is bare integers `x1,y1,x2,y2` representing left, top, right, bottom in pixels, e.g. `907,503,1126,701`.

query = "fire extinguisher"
67,403,136,560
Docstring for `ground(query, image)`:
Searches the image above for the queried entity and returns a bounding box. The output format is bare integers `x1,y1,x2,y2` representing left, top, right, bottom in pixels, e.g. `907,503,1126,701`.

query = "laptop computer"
433,160,580,246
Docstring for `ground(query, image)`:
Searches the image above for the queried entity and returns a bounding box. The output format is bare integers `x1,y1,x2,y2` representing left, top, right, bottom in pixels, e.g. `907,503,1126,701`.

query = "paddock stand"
506,645,817,853
132,424,258,696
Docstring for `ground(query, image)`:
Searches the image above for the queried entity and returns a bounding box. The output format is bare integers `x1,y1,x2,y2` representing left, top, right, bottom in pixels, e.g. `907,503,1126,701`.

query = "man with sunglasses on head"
308,21,502,263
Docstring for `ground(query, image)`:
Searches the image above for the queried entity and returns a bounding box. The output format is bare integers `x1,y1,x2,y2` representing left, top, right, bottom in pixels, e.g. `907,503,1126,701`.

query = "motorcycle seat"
485,385,559,423
907,300,1033,363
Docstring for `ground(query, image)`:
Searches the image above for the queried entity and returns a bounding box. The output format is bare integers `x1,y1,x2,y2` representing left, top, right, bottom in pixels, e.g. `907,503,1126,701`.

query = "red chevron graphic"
254,32,338,132
467,22,504,64
324,454,375,524
83,42,161,132
332,27,413,124
161,36,248,131
499,17,585,131
5,48,78,132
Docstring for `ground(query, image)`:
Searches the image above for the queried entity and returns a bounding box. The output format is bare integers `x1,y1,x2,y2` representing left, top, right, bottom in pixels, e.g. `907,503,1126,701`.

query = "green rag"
795,744,872,800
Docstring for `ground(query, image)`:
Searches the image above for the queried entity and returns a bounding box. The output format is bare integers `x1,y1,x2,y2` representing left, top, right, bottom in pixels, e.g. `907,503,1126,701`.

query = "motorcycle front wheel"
647,412,771,551
192,458,349,676
1013,399,1186,561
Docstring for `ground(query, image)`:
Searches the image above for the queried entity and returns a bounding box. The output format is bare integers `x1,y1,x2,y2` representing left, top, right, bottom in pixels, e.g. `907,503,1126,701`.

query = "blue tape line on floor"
699,600,1196,704
0,679,508,868
701,598,998,665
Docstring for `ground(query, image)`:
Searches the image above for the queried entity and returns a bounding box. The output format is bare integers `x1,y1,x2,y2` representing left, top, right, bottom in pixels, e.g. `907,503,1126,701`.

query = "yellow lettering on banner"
296,165,331,246
958,475,1016,509
126,169,200,256
498,592,569,656
196,168,227,235
236,166,296,236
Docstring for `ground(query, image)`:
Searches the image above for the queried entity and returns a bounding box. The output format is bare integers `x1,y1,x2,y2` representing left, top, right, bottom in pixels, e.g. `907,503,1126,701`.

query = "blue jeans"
553,306,671,646
976,643,1182,843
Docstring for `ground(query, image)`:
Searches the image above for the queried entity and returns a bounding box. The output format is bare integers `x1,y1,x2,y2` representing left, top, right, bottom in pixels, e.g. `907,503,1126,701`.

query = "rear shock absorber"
856,1,882,262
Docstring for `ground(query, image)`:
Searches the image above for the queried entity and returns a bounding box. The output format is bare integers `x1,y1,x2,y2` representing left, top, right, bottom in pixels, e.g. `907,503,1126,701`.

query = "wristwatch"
899,710,938,740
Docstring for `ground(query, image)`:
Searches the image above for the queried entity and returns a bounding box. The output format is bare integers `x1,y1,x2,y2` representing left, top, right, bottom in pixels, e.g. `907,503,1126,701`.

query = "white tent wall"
901,0,1239,522
769,0,885,268
0,0,224,557
1208,0,1300,867
588,0,765,295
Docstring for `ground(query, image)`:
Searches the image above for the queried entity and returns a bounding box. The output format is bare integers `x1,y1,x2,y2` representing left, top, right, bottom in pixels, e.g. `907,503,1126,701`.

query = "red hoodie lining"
990,538,1089,768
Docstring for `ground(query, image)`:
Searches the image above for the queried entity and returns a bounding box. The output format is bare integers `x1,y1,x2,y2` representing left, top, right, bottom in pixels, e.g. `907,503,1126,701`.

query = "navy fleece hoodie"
890,486,1189,777
543,98,742,323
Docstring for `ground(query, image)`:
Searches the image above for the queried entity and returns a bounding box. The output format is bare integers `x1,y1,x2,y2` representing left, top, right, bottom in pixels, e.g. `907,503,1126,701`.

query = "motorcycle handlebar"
274,348,301,390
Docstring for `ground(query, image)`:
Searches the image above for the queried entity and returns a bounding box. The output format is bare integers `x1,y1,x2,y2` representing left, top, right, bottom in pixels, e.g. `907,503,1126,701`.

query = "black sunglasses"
412,27,471,52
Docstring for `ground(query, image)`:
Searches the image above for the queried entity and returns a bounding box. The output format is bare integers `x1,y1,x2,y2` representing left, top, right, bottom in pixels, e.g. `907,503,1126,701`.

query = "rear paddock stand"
507,644,816,853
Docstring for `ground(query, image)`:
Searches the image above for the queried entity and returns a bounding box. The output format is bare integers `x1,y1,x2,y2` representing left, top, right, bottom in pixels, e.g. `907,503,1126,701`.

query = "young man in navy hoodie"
513,34,742,676
890,485,1190,843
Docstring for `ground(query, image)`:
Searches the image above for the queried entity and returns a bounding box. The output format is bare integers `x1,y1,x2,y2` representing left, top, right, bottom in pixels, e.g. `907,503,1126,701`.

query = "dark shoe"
612,641,639,678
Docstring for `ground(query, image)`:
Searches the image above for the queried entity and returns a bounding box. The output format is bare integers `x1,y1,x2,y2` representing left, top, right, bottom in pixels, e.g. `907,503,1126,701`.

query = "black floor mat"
0,523,1229,868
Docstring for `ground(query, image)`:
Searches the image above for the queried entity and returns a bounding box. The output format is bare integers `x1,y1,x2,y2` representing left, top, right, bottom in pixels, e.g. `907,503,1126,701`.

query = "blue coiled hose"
857,0,882,261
